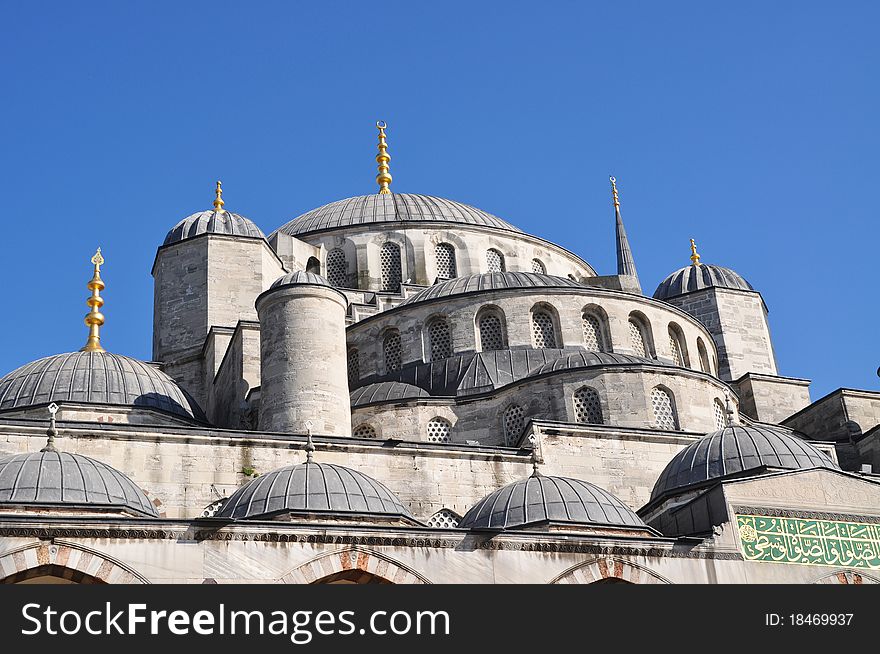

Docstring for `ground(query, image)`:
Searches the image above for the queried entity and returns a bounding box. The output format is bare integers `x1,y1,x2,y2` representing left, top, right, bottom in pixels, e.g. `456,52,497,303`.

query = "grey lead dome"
164,209,265,245
459,475,646,530
0,351,205,421
653,263,753,300
216,461,413,520
273,193,523,237
401,272,585,306
0,450,159,517
270,270,335,289
650,424,837,502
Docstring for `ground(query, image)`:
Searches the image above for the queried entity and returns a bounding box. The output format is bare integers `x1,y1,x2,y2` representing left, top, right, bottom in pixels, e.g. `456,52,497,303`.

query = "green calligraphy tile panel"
736,514,880,569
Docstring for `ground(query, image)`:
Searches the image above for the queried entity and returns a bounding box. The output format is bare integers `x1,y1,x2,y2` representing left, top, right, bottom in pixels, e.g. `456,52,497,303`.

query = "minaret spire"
610,176,641,287
213,180,224,212
80,248,106,353
690,238,701,266
375,121,392,194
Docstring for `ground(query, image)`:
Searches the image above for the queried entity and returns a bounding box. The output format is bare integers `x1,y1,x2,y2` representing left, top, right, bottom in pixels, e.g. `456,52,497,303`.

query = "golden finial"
80,248,106,353
375,121,392,195
213,180,224,211
609,176,620,209
690,238,701,266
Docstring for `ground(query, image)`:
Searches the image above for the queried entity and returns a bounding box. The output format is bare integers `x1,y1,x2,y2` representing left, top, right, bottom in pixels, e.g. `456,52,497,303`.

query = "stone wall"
667,287,777,381
347,287,720,382
352,366,738,446
273,223,597,290
735,373,811,424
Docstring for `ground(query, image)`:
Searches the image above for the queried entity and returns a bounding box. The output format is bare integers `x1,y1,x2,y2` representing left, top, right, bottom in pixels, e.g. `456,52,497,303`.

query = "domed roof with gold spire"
0,250,205,422
654,239,753,300
164,181,265,245
272,122,522,238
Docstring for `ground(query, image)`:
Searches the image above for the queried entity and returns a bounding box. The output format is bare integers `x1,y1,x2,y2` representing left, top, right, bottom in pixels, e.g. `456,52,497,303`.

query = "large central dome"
273,193,523,237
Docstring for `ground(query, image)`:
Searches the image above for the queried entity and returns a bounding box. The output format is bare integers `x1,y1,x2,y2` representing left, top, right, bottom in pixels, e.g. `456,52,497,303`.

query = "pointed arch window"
486,249,505,273
383,330,402,372
531,258,546,274
629,318,649,357
573,387,603,424
531,307,559,349
582,312,608,352
713,398,727,430
503,404,525,445
435,243,457,279
347,348,360,385
427,317,452,361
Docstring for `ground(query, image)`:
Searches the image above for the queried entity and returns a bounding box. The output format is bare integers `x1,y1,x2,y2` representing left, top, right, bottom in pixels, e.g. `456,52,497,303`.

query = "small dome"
527,351,672,378
163,210,265,245
0,450,159,517
350,381,430,406
653,263,753,300
0,351,205,421
650,424,837,502
273,193,522,238
401,272,585,306
459,474,646,531
270,270,335,289
216,461,412,520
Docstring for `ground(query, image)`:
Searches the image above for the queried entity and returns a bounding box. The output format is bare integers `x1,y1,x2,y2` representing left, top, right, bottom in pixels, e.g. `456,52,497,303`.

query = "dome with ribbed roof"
216,461,413,521
164,209,265,245
459,474,647,531
401,272,585,306
0,450,159,517
350,382,430,406
654,263,753,300
527,351,671,378
273,193,522,237
270,270,336,289
650,424,837,502
0,351,205,421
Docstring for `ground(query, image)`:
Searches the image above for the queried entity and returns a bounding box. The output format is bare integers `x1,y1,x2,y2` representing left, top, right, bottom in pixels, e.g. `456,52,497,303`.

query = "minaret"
610,176,641,292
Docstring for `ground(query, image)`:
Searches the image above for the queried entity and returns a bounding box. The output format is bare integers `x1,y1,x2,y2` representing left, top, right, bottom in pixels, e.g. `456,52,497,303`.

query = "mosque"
0,123,879,584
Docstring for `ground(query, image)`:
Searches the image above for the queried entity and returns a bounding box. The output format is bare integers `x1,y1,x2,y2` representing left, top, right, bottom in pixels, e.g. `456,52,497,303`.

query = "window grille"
326,248,347,288
427,509,461,528
651,387,677,430
383,331,402,372
436,243,457,279
353,423,377,439
629,320,647,357
503,405,525,445
347,348,359,385
427,418,451,443
428,319,452,360
531,258,546,274
573,387,603,424
487,249,505,273
380,242,402,291
582,314,605,352
532,310,557,349
479,313,504,351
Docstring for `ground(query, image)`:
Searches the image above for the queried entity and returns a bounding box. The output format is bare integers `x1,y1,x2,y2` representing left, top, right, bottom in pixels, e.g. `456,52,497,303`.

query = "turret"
256,271,351,435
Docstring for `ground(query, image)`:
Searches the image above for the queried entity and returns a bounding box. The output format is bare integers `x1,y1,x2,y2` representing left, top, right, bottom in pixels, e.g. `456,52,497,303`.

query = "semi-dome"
459,474,646,531
273,193,523,237
654,263,753,300
0,450,159,517
163,209,265,245
401,272,585,306
0,351,205,421
350,381,430,406
527,351,671,378
216,460,413,521
270,270,335,289
650,424,837,502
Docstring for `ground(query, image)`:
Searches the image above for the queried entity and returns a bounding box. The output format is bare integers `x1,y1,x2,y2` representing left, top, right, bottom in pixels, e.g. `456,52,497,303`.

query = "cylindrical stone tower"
256,271,351,435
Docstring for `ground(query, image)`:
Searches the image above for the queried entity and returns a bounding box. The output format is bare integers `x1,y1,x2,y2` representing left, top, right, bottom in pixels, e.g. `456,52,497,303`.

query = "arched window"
427,417,451,443
668,324,689,367
628,317,649,357
477,308,506,351
353,423,377,439
503,404,525,445
531,307,559,349
531,258,546,274
380,242,402,291
486,248,505,273
306,256,321,275
435,243,457,279
697,338,711,374
582,312,607,352
713,398,727,430
383,330,402,372
651,386,678,430
326,248,347,288
427,317,452,361
427,508,461,528
347,348,360,385
573,387,603,424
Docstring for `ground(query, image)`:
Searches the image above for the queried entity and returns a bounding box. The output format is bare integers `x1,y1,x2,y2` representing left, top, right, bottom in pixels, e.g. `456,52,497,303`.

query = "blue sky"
0,1,876,398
